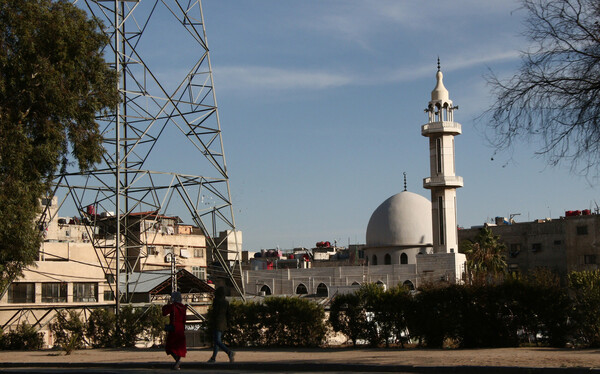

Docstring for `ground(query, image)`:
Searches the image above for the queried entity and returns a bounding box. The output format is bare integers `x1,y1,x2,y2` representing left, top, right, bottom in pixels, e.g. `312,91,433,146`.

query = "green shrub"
568,270,600,347
0,322,43,350
263,297,326,347
329,292,367,346
227,299,266,346
49,310,85,351
220,297,326,348
85,308,116,348
113,304,146,347
141,304,169,346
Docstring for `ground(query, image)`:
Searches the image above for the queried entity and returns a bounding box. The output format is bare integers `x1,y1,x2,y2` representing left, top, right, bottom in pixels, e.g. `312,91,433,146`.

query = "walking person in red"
162,291,187,370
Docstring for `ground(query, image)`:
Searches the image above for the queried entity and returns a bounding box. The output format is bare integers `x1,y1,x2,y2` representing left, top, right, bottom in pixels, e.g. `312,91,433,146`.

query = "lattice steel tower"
41,0,244,304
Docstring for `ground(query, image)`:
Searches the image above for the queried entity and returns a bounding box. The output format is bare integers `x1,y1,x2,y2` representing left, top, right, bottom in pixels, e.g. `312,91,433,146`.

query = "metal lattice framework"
39,0,244,304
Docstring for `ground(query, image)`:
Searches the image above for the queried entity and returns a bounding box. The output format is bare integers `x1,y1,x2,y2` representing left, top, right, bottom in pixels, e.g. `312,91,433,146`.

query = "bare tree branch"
484,0,600,177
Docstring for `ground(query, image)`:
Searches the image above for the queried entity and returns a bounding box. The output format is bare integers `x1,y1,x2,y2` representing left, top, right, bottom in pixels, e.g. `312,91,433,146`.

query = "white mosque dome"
366,191,433,247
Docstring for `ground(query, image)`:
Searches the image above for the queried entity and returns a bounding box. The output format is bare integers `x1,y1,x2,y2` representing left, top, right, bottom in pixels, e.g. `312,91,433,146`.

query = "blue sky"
160,1,599,251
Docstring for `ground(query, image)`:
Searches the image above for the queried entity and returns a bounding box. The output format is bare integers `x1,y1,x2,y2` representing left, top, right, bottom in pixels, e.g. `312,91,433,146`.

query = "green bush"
222,297,326,347
113,305,146,347
263,297,326,347
49,310,85,351
568,270,600,347
0,322,43,350
86,308,116,348
329,292,367,346
227,299,266,346
142,304,169,346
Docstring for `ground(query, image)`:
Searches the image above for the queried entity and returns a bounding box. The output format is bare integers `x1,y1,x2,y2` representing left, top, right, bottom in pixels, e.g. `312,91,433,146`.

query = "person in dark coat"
162,291,187,370
207,286,235,363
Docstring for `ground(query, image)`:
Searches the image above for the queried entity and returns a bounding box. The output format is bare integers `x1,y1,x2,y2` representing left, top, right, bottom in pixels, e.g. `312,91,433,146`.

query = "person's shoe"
173,357,181,370
207,358,216,364
228,351,235,363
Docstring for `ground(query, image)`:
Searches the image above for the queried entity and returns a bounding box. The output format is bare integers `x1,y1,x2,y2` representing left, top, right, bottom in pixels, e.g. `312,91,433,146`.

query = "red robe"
162,302,187,357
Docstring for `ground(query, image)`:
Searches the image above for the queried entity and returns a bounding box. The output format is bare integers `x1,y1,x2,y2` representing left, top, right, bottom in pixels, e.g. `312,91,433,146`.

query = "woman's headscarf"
171,291,182,303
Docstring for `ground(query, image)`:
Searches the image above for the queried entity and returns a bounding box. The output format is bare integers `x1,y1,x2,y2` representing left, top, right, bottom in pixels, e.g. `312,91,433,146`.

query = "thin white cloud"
214,48,520,93
302,0,522,47
214,66,352,91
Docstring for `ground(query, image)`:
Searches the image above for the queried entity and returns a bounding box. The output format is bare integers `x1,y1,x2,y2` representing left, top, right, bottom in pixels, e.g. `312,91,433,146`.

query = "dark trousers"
211,330,230,358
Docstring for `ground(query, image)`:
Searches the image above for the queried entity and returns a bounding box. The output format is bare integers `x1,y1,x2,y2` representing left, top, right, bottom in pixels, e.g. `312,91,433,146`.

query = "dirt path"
1,347,599,369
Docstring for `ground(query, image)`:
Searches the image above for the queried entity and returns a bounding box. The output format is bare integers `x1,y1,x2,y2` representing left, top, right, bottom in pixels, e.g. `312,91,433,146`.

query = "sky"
80,0,600,252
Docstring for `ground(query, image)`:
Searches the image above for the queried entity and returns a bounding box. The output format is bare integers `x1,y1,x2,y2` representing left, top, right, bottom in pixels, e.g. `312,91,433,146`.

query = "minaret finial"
403,172,407,191
437,57,441,72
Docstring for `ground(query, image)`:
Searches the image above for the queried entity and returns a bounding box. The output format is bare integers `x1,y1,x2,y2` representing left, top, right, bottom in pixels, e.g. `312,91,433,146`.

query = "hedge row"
0,304,168,351
221,297,327,347
330,270,600,348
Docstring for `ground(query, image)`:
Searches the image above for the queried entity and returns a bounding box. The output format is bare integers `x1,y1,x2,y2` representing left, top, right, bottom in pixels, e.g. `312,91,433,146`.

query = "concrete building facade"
0,196,214,347
458,212,600,278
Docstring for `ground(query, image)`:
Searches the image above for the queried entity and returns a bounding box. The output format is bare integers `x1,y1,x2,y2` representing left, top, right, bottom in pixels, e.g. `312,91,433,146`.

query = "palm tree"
461,226,507,284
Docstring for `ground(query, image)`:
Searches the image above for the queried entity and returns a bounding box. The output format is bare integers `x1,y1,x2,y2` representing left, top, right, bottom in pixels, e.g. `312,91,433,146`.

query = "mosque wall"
415,252,466,286
244,264,418,297
243,253,466,297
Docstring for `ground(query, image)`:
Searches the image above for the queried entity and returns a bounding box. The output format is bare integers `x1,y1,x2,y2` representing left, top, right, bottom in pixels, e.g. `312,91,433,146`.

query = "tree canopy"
461,227,507,283
485,0,600,177
0,0,118,289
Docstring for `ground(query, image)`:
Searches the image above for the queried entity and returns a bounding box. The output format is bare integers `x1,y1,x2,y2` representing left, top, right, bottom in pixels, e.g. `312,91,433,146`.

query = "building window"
400,253,408,264
584,255,597,264
554,240,562,245
42,283,67,303
403,280,415,290
436,138,442,174
104,290,115,301
384,253,392,265
193,248,204,258
531,243,542,252
73,282,98,302
508,263,520,274
372,255,378,266
577,225,589,236
316,283,328,297
438,196,445,245
192,266,206,280
296,283,308,295
8,283,35,303
259,285,271,296
510,243,521,258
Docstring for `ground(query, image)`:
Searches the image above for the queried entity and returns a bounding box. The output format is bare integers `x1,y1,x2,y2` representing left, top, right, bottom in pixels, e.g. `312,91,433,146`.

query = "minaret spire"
403,172,407,192
422,63,463,254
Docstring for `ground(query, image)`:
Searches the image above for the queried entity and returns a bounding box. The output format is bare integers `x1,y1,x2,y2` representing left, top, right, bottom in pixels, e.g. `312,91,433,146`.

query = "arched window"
400,253,408,264
376,280,386,291
403,280,415,291
384,253,391,265
372,255,378,265
260,285,271,296
316,283,328,297
296,283,308,295
351,281,360,286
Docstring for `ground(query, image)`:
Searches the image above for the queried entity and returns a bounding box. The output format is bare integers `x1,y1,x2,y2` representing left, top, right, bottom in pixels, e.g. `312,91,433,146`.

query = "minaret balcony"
421,121,462,136
423,176,464,189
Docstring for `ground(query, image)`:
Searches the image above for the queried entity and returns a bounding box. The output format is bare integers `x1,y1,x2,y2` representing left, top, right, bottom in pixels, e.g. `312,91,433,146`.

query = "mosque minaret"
422,61,463,254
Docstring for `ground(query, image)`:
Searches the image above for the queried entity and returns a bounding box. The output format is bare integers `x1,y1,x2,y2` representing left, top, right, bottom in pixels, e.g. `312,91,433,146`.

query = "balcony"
423,176,464,189
421,121,462,136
